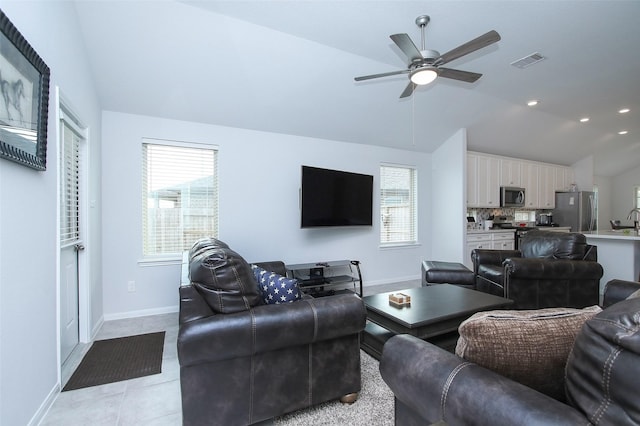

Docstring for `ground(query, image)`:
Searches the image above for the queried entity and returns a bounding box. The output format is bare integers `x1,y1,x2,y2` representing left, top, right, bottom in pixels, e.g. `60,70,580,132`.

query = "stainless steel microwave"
500,186,526,207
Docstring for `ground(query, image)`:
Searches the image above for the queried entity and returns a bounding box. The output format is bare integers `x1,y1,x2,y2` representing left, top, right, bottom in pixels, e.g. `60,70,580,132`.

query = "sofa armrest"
179,285,215,324
504,258,603,280
379,335,586,426
471,249,520,273
603,279,640,307
178,293,366,367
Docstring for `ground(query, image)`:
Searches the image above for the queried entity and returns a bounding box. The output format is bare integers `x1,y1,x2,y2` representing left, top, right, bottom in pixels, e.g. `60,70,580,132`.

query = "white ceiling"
73,0,640,177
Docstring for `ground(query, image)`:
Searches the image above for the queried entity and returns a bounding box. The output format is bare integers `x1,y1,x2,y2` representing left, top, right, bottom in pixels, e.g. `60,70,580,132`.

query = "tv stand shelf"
286,260,363,297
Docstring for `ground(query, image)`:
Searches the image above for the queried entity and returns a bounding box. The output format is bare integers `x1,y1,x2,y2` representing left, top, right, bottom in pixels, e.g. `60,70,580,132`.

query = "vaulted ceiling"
74,1,640,177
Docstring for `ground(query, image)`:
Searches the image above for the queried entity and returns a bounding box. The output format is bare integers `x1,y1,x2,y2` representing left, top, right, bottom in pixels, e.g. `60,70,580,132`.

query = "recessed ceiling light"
619,108,630,114
579,117,590,123
618,130,629,135
527,100,539,107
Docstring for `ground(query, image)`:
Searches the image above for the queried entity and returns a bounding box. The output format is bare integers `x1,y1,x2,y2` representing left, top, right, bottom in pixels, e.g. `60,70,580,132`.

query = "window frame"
379,163,418,247
141,138,219,262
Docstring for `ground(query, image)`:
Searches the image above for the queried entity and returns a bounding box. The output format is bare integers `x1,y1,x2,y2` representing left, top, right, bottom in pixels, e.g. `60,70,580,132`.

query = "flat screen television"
301,165,373,228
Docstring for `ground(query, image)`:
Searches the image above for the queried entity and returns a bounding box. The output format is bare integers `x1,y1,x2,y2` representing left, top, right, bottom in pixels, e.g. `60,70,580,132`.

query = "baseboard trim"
28,382,60,426
103,305,179,321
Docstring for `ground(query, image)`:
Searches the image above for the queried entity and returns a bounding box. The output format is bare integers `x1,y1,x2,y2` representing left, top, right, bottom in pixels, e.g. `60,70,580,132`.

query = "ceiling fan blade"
435,30,501,66
354,69,409,81
390,33,423,63
399,82,416,98
438,67,482,83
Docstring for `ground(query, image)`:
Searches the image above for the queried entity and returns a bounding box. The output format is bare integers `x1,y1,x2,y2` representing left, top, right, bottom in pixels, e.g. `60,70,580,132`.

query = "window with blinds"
60,120,81,246
380,165,417,245
142,140,218,257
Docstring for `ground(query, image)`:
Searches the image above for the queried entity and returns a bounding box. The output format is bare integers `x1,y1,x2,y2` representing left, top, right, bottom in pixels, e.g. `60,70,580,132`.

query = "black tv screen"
301,165,373,228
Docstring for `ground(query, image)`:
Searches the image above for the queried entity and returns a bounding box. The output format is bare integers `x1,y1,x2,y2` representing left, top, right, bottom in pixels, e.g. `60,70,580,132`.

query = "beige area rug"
274,351,394,425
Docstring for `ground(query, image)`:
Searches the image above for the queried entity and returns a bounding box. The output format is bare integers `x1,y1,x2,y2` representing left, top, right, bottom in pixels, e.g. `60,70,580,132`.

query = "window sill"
379,242,421,250
138,257,182,267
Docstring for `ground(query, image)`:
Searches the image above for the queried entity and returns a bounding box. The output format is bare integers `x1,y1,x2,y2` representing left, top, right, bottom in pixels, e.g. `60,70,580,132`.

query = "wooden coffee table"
361,284,512,359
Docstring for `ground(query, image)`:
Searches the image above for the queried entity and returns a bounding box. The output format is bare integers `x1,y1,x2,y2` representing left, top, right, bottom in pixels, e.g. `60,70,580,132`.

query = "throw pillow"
252,265,302,305
455,305,602,401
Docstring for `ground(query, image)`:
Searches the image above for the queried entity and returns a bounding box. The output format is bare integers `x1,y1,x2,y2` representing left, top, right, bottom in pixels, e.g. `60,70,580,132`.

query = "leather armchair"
178,239,367,426
379,280,640,426
472,231,603,309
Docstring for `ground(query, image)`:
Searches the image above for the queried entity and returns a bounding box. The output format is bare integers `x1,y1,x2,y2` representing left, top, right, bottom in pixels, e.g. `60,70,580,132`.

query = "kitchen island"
584,231,640,295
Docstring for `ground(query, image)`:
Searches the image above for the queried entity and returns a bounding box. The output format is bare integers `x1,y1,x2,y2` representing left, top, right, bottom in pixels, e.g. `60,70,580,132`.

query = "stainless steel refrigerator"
553,191,597,232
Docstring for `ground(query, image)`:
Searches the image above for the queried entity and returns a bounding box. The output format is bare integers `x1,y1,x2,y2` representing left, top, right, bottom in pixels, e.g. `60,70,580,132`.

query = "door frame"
55,87,91,374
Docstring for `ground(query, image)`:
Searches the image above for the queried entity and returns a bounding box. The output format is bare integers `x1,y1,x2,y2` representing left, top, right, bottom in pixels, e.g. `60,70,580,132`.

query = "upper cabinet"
522,162,540,208
539,165,556,209
500,159,522,187
467,151,574,209
467,153,500,207
554,166,575,192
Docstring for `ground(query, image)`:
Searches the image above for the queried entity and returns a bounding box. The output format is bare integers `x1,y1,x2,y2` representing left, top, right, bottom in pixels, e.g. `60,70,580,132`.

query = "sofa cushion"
565,297,640,424
520,231,587,260
455,305,602,401
626,288,640,300
190,245,263,314
252,265,302,304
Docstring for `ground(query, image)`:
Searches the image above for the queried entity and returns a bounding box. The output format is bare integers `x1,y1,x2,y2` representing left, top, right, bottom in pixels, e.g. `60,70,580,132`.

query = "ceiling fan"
354,15,501,98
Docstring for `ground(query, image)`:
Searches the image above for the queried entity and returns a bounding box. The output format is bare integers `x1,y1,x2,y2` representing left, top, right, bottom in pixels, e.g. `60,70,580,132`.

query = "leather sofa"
379,279,640,425
178,238,367,426
471,230,603,309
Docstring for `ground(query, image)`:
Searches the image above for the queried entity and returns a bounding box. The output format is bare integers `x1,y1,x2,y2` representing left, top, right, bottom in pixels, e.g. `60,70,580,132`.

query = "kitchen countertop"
583,230,640,241
467,229,516,234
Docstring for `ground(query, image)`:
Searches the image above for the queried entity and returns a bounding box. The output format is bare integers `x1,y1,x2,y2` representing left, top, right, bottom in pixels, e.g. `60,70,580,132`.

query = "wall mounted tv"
301,165,373,228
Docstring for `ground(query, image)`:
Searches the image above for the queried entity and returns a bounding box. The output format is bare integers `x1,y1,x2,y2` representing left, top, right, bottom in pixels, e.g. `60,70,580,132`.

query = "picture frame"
0,9,50,171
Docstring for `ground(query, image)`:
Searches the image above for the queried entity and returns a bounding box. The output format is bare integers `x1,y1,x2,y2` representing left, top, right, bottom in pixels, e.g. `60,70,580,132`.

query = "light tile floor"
41,280,419,426
42,313,181,426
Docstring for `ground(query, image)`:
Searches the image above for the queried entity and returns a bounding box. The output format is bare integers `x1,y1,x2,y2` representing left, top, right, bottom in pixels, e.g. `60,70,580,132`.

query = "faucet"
627,208,640,233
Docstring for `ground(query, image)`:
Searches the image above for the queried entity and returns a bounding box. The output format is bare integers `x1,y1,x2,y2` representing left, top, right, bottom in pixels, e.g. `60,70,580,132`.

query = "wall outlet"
127,280,136,292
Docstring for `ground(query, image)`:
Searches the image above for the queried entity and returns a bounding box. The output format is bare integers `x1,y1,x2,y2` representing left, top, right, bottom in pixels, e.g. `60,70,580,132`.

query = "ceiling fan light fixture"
410,67,438,85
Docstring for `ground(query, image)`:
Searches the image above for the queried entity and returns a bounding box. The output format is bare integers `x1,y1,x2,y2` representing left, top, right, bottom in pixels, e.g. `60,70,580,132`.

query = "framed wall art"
0,9,50,170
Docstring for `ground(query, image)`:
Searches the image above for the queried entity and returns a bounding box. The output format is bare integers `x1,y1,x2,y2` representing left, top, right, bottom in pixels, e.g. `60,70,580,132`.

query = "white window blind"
60,119,81,246
142,140,218,257
380,165,417,245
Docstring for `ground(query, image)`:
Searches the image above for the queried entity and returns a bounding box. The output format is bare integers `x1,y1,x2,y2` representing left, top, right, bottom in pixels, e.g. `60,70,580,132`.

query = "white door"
59,111,84,363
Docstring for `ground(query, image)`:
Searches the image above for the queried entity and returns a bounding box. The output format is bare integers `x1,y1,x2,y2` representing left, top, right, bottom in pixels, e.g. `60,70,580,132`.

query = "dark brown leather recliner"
178,239,366,426
471,231,603,309
379,280,640,425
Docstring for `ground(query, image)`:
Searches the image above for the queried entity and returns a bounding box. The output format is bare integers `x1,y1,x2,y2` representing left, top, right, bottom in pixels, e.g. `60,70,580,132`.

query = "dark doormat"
63,331,165,391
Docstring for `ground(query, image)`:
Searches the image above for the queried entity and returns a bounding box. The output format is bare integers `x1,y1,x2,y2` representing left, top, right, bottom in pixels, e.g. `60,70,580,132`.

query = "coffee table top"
363,284,512,329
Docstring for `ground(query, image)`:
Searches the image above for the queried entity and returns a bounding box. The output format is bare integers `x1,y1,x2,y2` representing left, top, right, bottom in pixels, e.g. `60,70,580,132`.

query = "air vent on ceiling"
510,52,546,69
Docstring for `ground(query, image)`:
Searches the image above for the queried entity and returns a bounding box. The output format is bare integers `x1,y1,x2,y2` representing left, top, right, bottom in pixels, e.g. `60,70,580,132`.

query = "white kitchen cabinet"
539,165,556,209
522,162,540,208
467,153,479,206
465,233,493,267
492,232,515,250
473,155,500,207
465,231,516,267
500,158,522,187
467,153,499,207
554,166,574,192
468,151,574,210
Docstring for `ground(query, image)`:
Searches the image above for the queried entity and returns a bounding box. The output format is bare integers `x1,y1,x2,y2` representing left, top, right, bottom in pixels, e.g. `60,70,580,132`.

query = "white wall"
0,2,102,425
611,164,640,223
594,175,613,229
431,129,467,262
571,155,594,192
101,111,433,318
